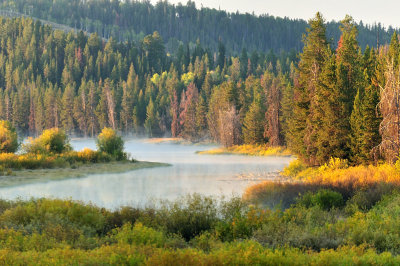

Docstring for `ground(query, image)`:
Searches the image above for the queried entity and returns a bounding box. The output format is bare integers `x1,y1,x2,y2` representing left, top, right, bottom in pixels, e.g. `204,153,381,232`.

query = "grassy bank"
0,194,398,264
244,158,400,208
197,144,292,156
0,161,169,187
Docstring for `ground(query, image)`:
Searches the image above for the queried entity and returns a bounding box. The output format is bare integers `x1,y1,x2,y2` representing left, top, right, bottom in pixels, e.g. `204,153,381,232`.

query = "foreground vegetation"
0,185,398,264
197,144,292,157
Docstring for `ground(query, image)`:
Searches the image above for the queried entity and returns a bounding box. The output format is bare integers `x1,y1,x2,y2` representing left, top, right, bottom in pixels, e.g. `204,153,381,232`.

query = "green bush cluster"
96,128,127,160
297,189,344,210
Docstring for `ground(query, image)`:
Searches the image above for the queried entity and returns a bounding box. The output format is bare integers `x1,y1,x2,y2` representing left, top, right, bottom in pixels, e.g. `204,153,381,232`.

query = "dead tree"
378,61,400,163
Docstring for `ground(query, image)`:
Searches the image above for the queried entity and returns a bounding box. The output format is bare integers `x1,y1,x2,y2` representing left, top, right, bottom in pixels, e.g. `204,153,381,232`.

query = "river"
0,139,293,209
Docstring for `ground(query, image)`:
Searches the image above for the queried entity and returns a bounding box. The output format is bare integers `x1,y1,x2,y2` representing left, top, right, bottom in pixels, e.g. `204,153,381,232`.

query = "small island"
0,121,167,187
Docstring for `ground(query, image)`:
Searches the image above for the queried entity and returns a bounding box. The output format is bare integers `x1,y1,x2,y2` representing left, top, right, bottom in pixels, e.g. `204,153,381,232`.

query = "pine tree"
263,71,283,146
61,84,76,134
120,82,133,134
289,12,331,165
73,82,88,136
195,93,208,137
350,88,364,163
350,47,381,164
144,98,160,137
280,74,294,146
180,83,199,141
388,32,400,67
242,98,265,144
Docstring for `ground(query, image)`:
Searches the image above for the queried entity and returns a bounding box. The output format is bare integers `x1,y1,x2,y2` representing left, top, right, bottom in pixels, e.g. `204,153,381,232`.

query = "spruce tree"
144,99,160,137
242,97,265,144
289,12,331,165
315,16,362,164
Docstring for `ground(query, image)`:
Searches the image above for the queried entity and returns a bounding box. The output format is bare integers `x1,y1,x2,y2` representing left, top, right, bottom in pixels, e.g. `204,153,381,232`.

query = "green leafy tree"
96,127,125,160
24,128,71,154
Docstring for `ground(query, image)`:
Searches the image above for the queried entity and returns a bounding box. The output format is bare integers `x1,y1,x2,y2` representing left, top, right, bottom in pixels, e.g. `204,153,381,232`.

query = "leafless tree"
377,61,400,163
219,105,241,147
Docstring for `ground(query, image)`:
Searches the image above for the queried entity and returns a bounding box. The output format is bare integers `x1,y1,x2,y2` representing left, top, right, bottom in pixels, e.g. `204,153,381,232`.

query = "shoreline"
197,144,294,157
0,161,170,188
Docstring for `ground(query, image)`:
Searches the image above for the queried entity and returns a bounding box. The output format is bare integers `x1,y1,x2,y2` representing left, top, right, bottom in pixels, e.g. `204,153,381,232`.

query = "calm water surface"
0,139,293,209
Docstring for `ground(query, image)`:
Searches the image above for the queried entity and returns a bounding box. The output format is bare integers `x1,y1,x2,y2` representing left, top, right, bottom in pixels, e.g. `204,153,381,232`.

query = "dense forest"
0,0,397,54
0,15,297,143
0,9,399,167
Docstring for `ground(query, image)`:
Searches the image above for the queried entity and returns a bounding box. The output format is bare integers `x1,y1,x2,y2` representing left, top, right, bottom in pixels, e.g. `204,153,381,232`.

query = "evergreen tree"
144,99,160,137
61,84,76,134
289,12,331,165
242,98,265,144
120,82,133,134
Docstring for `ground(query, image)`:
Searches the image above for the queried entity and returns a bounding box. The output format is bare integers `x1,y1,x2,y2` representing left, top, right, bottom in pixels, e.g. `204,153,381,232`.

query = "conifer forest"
0,0,398,265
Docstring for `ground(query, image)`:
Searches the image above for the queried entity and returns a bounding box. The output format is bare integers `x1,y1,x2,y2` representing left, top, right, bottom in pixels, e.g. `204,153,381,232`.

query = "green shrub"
96,128,126,160
112,222,167,247
0,199,106,237
153,194,219,241
23,128,71,154
0,120,18,153
297,189,344,210
345,183,397,214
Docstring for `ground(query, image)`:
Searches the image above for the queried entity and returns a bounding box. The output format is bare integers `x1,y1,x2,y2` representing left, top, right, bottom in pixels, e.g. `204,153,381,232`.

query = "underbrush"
197,144,292,156
0,190,398,263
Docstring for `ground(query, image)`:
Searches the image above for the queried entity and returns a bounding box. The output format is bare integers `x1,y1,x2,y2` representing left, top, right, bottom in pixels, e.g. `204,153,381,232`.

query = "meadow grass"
197,144,292,156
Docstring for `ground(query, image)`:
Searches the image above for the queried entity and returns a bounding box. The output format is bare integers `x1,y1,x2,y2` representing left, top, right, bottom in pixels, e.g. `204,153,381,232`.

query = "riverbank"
197,144,292,156
0,161,169,187
243,158,400,208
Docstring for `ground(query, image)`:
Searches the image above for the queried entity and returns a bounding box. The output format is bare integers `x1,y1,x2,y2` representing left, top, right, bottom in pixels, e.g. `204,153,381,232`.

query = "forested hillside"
0,0,397,54
0,10,400,167
0,16,295,141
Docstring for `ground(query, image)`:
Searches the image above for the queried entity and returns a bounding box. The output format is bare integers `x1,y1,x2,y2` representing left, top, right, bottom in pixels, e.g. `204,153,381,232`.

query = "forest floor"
0,161,169,187
197,144,293,157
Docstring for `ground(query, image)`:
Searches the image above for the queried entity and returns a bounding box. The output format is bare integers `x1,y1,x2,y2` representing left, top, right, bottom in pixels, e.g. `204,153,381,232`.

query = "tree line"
0,0,397,54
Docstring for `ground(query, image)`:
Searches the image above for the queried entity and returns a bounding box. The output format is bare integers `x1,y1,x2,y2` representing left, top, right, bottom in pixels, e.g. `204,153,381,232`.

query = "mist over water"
0,139,293,209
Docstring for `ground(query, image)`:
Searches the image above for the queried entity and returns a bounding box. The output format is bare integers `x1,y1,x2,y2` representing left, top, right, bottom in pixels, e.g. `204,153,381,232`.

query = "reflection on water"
0,139,293,209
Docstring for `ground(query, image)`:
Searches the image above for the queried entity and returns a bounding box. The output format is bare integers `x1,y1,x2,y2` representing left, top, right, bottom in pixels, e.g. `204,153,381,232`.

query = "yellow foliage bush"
23,128,71,154
0,148,113,170
0,120,18,153
199,144,292,156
